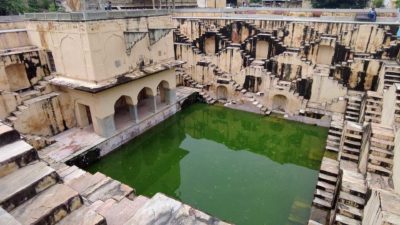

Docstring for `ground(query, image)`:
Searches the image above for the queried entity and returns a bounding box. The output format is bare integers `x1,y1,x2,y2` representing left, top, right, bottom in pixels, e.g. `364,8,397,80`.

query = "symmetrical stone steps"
312,157,339,210
0,140,38,178
334,169,367,225
339,122,363,163
344,95,362,123
56,204,105,225
11,183,82,225
122,193,230,225
59,165,134,204
93,196,149,225
366,124,395,177
0,161,58,211
383,65,400,90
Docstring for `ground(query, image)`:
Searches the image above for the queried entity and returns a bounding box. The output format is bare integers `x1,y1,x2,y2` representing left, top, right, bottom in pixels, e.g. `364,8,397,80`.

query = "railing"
0,15,25,22
173,7,398,13
25,9,170,21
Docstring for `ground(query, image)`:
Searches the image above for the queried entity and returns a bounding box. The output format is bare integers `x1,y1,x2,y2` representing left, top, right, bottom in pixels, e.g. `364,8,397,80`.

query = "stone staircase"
333,169,367,225
1,77,63,149
0,122,87,225
362,91,383,124
366,124,395,176
312,157,339,210
325,114,344,153
339,121,363,163
344,94,363,123
383,65,400,90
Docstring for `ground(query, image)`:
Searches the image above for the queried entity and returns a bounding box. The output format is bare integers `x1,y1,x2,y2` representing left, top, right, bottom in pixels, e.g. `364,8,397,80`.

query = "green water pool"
86,104,328,225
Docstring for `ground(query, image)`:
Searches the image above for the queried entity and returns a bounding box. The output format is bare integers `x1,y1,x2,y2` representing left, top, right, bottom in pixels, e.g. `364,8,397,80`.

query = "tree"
0,0,26,15
396,0,400,8
372,0,384,7
311,0,367,8
28,0,40,12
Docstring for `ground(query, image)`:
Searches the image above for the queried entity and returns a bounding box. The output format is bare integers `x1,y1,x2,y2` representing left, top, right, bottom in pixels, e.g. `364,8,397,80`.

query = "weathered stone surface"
57,205,105,225
86,180,133,203
0,207,21,225
65,172,107,194
11,184,82,225
0,140,38,177
0,124,20,147
123,193,230,225
96,196,149,225
0,161,57,211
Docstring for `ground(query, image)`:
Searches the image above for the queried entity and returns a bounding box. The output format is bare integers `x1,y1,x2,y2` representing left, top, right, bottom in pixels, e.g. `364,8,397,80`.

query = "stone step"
56,204,105,225
318,173,337,184
315,189,334,201
326,145,339,152
11,184,82,225
0,161,58,211
312,197,331,208
122,193,229,225
367,164,392,176
340,152,359,162
0,140,38,178
0,123,20,147
335,214,361,225
338,191,365,206
316,181,335,192
19,90,41,102
0,207,21,225
95,196,149,225
337,202,363,218
86,180,134,203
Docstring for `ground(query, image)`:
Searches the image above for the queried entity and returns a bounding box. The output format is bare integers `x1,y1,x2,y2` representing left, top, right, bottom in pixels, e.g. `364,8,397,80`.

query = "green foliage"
0,0,26,15
396,0,400,8
372,0,384,7
48,2,58,12
250,0,262,2
311,0,367,8
28,0,40,12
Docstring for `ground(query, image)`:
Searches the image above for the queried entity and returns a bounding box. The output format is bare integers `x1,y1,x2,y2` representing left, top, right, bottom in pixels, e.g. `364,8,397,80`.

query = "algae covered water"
87,104,328,225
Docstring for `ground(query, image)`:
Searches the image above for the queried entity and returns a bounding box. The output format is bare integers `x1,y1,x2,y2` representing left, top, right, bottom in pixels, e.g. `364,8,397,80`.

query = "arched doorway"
156,80,170,109
137,87,155,120
216,86,228,100
272,95,288,112
114,95,134,130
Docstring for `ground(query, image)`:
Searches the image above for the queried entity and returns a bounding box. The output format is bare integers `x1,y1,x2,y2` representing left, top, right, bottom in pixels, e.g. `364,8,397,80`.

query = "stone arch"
114,95,134,130
272,94,288,112
156,80,170,106
104,34,126,78
137,87,156,120
60,36,85,78
216,85,228,100
5,63,30,91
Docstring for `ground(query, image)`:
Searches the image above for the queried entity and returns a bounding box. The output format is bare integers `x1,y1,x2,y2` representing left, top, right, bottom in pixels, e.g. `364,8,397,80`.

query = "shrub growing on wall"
372,0,384,7
311,0,367,8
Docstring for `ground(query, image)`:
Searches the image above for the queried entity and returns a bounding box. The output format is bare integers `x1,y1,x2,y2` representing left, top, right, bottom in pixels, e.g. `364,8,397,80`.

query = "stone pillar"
94,115,116,137
150,96,157,113
129,104,139,123
167,88,177,104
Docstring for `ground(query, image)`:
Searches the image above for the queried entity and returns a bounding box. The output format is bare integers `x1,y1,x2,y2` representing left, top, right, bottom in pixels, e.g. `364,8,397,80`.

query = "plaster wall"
26,15,175,83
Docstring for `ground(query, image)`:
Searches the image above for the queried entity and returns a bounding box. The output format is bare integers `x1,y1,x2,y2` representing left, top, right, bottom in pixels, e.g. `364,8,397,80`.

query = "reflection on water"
87,104,328,225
